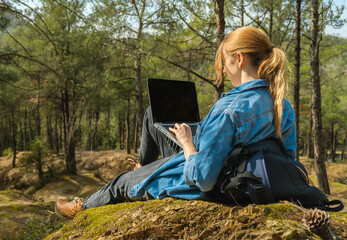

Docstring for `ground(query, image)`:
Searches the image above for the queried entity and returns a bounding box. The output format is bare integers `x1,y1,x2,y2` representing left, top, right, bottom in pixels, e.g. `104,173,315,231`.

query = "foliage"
20,216,64,240
0,0,346,170
2,147,13,157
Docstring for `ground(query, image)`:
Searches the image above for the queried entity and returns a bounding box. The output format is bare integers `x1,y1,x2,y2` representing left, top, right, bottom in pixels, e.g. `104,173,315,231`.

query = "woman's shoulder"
211,88,272,117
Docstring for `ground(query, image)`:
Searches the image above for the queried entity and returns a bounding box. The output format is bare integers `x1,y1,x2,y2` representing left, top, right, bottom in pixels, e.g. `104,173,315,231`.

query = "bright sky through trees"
21,0,347,38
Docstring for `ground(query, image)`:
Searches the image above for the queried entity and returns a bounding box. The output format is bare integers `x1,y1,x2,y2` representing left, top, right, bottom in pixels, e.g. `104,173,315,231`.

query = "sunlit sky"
20,0,347,38
325,0,347,37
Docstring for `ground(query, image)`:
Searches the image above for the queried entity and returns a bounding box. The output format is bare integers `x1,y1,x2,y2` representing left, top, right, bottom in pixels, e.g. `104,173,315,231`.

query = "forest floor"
0,151,346,239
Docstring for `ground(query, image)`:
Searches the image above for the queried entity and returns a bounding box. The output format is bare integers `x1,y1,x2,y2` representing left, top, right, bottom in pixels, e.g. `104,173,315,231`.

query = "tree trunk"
330,126,338,162
61,86,77,175
28,109,33,144
35,79,41,137
47,115,54,151
341,129,347,160
269,1,274,41
133,114,138,153
118,112,123,150
214,0,225,102
0,118,4,156
55,114,60,156
330,123,335,162
10,107,16,168
240,0,244,26
135,53,144,144
87,111,93,151
24,107,27,150
187,51,192,81
293,0,301,161
306,108,314,158
310,0,330,194
92,110,100,150
125,99,131,154
36,145,44,188
107,103,111,150
19,118,23,151
65,134,77,174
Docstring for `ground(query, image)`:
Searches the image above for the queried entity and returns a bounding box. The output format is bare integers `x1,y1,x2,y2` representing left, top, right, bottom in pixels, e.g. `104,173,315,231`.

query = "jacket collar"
221,79,269,98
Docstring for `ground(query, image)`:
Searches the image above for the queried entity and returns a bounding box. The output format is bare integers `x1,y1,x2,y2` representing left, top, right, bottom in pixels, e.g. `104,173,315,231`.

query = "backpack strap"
300,199,344,212
219,145,271,204
322,200,344,212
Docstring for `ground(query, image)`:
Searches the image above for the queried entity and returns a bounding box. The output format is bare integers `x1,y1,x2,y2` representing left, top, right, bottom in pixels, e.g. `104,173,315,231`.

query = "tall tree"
293,0,301,160
310,0,330,194
213,0,225,101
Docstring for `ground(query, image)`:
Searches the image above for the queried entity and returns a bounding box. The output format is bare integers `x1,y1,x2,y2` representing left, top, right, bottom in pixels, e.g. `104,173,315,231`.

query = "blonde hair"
213,26,287,138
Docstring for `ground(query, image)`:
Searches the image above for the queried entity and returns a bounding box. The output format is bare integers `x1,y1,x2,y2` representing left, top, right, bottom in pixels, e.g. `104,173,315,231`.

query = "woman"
55,26,296,220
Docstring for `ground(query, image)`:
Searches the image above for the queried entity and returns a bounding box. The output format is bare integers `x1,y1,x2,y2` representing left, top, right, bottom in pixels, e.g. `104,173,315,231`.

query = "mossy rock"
45,199,347,240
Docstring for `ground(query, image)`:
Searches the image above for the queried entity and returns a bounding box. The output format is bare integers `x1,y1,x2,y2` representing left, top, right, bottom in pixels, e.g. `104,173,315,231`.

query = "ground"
0,151,346,240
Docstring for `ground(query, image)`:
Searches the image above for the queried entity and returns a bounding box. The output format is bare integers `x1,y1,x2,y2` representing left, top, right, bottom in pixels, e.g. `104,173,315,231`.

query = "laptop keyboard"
163,124,198,136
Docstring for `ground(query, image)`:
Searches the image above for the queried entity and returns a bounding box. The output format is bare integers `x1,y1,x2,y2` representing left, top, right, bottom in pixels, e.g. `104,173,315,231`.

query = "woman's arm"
183,111,237,192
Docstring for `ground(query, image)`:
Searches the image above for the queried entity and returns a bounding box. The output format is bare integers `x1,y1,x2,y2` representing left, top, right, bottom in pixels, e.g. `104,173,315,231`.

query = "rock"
43,200,347,240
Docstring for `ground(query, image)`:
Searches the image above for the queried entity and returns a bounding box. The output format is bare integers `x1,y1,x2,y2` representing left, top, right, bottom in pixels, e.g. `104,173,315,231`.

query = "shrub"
3,147,13,158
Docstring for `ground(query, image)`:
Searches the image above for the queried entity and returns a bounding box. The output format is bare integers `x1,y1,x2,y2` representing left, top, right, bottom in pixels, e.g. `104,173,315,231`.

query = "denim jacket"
129,79,296,200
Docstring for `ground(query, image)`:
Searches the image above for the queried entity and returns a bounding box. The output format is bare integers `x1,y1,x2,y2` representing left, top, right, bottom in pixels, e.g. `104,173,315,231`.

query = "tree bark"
55,114,60,156
133,0,145,143
47,115,54,151
135,53,144,144
310,0,330,194
133,114,138,153
61,85,77,175
307,114,314,158
125,99,131,154
28,108,33,144
24,107,27,150
35,79,41,137
118,112,123,150
293,0,301,161
269,1,274,41
36,145,44,188
213,0,225,102
330,123,335,162
240,0,244,26
341,129,347,160
107,103,111,150
92,110,100,150
0,118,4,156
10,107,16,168
19,118,23,151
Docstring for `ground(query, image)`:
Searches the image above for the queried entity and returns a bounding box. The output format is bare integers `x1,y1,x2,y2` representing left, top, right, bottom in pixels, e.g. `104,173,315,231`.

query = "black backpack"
215,138,344,212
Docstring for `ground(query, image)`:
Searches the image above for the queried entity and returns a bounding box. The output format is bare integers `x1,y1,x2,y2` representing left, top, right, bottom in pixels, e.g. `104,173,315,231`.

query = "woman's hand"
169,123,197,159
169,123,192,145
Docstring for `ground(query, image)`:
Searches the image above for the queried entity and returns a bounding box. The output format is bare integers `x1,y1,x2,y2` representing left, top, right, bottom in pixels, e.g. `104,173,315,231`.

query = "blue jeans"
82,107,181,209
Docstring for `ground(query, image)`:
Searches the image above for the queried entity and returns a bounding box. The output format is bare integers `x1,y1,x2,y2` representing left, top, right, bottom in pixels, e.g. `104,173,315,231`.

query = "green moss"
258,203,299,220
330,212,347,224
329,181,347,193
45,201,145,239
0,214,13,218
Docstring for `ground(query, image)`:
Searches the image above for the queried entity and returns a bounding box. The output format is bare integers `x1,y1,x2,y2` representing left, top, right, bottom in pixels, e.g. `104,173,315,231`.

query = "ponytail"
258,47,287,138
214,42,225,87
213,26,288,138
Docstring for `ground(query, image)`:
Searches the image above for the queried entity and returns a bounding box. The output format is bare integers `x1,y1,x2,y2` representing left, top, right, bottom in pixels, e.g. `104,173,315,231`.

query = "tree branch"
0,4,59,54
0,53,63,81
172,4,214,46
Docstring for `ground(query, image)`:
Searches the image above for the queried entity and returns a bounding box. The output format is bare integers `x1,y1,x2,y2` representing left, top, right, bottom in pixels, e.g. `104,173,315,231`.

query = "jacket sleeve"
183,110,237,192
281,101,296,161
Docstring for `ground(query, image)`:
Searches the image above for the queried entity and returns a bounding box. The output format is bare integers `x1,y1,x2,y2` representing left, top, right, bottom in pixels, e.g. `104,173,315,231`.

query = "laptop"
147,78,200,148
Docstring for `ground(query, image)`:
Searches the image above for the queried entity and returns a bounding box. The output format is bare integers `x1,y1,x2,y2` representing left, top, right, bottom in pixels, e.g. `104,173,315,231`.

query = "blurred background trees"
0,0,346,193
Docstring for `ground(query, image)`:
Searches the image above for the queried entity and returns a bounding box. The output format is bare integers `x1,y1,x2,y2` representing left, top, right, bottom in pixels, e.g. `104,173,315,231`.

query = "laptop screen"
147,78,200,123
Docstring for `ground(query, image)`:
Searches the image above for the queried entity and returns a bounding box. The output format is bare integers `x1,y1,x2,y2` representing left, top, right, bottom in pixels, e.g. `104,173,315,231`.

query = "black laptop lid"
147,78,200,123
